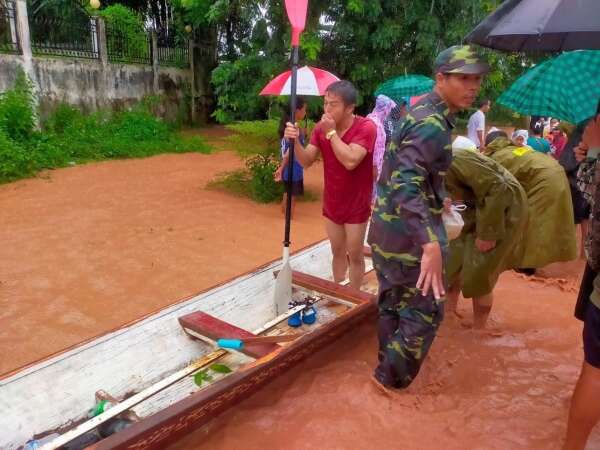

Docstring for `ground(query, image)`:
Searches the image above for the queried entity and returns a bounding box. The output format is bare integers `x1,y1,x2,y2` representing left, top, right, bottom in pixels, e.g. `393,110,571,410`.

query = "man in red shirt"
284,80,377,289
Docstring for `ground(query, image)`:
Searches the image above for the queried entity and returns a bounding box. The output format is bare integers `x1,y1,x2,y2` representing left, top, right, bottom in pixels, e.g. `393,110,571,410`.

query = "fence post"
14,0,32,61
13,0,39,124
189,40,197,124
95,17,108,67
151,29,159,94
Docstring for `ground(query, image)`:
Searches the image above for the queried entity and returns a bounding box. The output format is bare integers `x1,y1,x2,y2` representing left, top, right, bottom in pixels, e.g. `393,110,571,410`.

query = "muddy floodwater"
170,264,600,450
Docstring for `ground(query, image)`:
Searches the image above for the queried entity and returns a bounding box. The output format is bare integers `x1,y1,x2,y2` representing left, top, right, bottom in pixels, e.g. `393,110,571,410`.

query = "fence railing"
0,0,19,54
30,15,98,59
156,28,189,68
0,3,191,70
105,22,151,65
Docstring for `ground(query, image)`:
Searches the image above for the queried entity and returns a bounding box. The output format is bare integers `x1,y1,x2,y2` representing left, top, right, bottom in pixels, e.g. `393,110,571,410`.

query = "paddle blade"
273,260,292,315
285,0,308,46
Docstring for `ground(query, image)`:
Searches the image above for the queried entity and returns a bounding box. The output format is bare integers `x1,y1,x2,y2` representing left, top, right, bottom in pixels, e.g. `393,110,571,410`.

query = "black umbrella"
466,0,600,52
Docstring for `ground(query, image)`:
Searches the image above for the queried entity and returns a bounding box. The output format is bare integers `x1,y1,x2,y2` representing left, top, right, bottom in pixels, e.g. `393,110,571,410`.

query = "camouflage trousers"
374,285,445,389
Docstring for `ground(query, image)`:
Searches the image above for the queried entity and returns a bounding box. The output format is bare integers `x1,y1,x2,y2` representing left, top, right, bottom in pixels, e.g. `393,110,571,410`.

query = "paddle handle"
284,45,299,248
217,333,302,349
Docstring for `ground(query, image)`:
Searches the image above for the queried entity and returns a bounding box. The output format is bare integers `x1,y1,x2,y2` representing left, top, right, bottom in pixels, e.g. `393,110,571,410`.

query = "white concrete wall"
0,53,192,121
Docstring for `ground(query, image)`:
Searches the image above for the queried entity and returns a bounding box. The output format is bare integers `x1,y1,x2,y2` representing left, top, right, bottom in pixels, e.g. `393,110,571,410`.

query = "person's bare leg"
446,278,463,319
472,293,493,329
345,221,368,290
580,220,589,259
325,218,348,283
564,362,600,450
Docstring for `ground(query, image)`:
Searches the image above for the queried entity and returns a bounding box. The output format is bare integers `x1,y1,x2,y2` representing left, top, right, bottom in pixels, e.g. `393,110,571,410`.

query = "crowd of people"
276,44,600,450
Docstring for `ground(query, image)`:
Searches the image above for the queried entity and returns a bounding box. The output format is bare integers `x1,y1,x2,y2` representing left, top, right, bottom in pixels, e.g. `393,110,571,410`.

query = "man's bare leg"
345,221,368,290
564,362,600,450
446,277,462,318
325,218,348,283
472,293,493,329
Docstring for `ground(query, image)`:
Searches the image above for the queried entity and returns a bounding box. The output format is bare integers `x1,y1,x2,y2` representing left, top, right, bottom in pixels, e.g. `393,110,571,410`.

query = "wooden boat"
0,240,377,450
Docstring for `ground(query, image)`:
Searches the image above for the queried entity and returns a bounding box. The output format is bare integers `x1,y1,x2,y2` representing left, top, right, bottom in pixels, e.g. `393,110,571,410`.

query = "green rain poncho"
446,148,528,298
485,137,577,268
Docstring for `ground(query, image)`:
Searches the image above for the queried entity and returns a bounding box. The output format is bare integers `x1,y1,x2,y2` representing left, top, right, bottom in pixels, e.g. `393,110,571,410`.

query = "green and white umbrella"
498,50,600,124
374,75,434,104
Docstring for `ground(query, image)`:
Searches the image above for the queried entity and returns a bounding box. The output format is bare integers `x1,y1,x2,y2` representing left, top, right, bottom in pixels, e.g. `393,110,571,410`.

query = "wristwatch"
326,129,337,140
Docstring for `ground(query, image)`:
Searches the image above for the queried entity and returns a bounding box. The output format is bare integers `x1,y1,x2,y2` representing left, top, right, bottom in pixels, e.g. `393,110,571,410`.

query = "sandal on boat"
302,306,317,325
288,311,302,327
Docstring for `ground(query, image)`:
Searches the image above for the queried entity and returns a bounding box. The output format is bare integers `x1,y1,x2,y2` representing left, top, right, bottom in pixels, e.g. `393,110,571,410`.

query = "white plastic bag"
442,204,466,240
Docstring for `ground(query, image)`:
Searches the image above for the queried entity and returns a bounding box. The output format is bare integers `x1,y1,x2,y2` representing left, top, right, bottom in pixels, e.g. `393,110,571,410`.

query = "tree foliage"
115,0,533,123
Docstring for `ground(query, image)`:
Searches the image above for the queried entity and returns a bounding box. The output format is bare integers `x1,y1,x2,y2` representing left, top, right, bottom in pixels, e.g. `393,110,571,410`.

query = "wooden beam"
291,271,375,305
179,312,280,358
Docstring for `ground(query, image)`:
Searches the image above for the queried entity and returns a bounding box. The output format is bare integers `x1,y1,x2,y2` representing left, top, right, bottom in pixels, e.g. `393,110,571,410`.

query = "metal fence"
29,15,98,59
105,22,151,65
156,28,189,68
0,0,19,54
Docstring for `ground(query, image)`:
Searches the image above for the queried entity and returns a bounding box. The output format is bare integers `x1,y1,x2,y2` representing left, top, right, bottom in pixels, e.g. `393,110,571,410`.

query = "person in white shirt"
467,99,491,149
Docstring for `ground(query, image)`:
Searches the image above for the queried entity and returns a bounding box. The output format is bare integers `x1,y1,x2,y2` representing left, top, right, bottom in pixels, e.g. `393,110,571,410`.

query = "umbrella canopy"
498,50,600,124
466,0,600,52
260,66,340,96
374,75,434,104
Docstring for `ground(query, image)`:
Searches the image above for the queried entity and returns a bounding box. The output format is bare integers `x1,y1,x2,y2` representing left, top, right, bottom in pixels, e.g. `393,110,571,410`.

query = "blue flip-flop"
302,306,317,325
288,311,302,327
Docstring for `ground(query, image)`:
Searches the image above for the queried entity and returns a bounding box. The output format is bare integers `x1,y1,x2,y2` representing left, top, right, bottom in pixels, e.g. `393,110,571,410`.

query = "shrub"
98,4,149,61
0,129,35,182
246,154,283,203
43,103,80,134
0,70,36,142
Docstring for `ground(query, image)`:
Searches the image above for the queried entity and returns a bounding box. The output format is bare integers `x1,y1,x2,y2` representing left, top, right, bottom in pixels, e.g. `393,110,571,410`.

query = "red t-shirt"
310,116,377,224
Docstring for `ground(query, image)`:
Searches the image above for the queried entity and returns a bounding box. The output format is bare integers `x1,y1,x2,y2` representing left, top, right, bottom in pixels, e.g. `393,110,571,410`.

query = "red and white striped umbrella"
260,65,340,96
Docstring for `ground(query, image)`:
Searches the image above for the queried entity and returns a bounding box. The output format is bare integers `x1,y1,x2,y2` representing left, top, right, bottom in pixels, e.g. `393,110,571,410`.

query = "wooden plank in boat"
179,312,280,358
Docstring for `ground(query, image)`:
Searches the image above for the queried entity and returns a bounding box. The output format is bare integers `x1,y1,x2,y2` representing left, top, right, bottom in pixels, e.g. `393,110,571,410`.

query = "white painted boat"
0,240,376,450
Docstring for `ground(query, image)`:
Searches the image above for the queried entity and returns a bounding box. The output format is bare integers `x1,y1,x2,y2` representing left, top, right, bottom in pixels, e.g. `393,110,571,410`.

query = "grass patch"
206,169,250,198
0,71,211,184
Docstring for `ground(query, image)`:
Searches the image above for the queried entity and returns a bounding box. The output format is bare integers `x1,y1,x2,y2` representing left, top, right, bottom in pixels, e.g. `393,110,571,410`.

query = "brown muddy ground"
169,260,600,450
0,127,326,375
1,125,597,448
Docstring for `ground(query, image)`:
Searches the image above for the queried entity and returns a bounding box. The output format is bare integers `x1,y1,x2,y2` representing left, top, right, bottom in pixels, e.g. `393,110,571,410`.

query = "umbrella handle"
284,45,299,249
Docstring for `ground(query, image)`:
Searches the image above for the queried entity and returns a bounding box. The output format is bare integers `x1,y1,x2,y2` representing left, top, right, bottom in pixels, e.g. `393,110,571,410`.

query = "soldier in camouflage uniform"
367,45,490,390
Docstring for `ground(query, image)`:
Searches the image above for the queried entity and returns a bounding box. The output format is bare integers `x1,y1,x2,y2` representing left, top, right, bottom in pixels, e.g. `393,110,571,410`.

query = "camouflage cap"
434,45,490,75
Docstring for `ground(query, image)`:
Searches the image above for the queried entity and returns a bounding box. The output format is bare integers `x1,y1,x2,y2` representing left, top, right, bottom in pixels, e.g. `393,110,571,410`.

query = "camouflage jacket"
367,91,455,289
578,152,600,271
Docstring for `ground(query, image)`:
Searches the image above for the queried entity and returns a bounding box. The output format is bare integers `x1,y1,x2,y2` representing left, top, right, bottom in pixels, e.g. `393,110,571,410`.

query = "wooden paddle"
273,0,309,315
217,333,304,350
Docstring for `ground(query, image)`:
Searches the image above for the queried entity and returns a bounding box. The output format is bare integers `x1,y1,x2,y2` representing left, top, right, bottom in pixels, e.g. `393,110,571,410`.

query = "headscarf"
511,129,529,145
368,95,397,201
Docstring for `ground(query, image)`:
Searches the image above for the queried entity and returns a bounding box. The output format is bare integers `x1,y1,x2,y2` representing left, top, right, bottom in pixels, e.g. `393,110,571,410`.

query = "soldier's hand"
475,239,496,253
443,198,452,213
284,122,300,141
417,242,445,300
